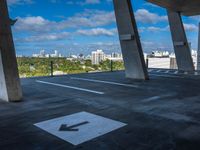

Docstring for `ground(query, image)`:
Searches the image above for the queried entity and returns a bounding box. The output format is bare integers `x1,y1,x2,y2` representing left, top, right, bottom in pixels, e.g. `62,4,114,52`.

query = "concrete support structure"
167,11,195,71
147,0,200,16
0,0,22,102
113,0,149,80
197,23,200,70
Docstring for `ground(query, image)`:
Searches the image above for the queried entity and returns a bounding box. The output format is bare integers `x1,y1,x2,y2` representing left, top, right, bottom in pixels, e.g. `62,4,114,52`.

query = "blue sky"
7,0,200,56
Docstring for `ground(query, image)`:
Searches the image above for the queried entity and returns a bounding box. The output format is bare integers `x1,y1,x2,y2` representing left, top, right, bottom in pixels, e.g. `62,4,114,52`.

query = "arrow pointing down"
59,121,89,131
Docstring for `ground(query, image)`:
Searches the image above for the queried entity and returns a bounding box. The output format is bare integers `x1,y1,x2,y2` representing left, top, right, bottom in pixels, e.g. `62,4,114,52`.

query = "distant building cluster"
31,49,123,65
18,48,199,70
32,50,63,58
66,54,91,61
91,49,123,65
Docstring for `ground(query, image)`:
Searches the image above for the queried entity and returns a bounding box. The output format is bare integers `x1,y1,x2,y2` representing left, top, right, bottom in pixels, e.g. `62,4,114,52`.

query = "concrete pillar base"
113,0,149,80
167,10,194,72
0,0,22,102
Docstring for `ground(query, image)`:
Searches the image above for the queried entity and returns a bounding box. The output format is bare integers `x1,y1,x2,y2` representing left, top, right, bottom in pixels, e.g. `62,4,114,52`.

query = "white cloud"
147,26,168,32
135,9,167,24
77,28,116,36
142,40,173,52
15,16,52,32
13,8,170,35
14,10,115,33
139,26,168,32
7,0,34,5
190,15,200,21
143,2,160,8
66,0,100,5
147,26,165,32
84,0,100,4
16,32,70,42
139,23,198,33
183,23,198,32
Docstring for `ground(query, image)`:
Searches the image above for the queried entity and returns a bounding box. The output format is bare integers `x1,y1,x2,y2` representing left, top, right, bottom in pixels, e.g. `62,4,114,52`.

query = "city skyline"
9,0,200,56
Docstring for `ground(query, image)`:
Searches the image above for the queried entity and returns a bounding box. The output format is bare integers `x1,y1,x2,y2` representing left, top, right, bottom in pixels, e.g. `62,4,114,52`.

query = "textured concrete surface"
0,0,22,102
167,11,194,72
113,0,148,80
147,0,200,16
0,70,200,150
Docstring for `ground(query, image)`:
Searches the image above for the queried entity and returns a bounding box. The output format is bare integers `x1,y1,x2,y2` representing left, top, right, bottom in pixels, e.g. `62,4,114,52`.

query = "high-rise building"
50,50,60,57
40,50,45,57
91,50,105,65
55,50,59,57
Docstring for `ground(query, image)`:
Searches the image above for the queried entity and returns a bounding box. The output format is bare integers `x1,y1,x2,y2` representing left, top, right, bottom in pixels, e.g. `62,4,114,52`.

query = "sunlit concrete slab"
0,0,22,102
113,0,149,80
147,0,200,16
1,71,200,149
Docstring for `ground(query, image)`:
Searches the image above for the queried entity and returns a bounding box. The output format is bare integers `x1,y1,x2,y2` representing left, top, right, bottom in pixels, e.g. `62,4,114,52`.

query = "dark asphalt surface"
1,70,200,150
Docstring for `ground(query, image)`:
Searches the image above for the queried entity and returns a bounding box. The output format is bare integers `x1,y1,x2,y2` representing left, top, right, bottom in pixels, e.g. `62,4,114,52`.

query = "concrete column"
113,0,149,80
167,10,194,71
197,23,200,70
0,0,22,102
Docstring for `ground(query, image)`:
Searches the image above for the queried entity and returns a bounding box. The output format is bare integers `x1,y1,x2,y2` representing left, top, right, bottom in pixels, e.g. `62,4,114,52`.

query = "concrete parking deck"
1,70,200,150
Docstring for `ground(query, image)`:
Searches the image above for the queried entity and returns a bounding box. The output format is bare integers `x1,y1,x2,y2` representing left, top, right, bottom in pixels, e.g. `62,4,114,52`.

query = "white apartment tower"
91,50,105,65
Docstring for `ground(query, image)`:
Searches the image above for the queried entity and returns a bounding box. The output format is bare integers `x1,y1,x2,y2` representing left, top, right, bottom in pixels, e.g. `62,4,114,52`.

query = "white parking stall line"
36,80,104,95
174,71,178,74
164,70,170,74
156,70,162,73
142,94,173,102
150,73,184,78
70,77,138,88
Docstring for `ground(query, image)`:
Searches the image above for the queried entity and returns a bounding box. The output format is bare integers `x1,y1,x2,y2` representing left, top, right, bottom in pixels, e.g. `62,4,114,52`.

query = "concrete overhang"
147,0,200,16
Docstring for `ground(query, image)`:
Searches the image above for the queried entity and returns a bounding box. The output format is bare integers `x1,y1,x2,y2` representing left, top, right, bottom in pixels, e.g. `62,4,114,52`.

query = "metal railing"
17,57,125,78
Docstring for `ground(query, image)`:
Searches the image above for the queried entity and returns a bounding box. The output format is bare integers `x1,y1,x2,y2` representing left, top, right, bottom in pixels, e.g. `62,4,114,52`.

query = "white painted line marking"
70,77,138,88
36,80,104,95
142,94,174,102
143,96,161,102
156,70,162,73
164,70,170,74
174,71,178,74
150,73,184,78
34,112,127,145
